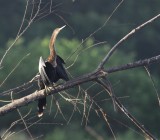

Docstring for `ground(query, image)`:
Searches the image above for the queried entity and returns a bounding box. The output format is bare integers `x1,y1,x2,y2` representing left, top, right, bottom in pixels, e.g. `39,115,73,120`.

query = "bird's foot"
44,83,58,95
44,86,52,95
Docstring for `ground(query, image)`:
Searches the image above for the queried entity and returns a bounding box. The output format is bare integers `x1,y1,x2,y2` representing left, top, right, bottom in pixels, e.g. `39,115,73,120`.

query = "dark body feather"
43,55,68,84
38,55,69,117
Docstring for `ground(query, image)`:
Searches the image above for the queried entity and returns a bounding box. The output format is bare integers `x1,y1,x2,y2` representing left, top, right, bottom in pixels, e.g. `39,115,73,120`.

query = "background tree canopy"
0,0,160,139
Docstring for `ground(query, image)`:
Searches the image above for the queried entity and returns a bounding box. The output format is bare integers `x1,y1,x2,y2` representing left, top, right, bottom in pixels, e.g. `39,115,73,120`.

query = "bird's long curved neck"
48,32,57,63
47,26,65,63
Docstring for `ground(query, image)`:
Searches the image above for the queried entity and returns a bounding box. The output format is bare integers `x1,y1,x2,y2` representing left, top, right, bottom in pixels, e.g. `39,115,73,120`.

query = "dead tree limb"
0,70,107,116
97,13,160,70
107,54,160,73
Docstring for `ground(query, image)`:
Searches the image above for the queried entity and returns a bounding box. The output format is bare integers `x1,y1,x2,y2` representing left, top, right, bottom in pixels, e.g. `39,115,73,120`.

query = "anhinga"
38,25,69,117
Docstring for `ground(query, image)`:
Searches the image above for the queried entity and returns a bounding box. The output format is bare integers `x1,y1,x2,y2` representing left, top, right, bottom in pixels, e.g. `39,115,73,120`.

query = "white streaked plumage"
39,56,51,85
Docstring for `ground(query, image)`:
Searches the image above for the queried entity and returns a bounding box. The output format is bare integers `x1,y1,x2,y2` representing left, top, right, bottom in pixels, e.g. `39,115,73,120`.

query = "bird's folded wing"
39,56,51,84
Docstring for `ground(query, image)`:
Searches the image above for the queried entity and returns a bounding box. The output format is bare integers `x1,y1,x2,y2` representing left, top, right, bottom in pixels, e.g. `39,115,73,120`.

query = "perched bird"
38,25,69,117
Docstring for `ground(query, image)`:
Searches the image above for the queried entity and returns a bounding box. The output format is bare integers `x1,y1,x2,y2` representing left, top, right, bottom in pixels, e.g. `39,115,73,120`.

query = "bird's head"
52,25,66,37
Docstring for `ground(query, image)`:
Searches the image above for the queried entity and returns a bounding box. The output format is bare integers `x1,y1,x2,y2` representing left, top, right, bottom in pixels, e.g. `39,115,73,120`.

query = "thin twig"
0,0,30,67
0,74,39,96
0,0,42,67
81,91,87,125
85,100,93,126
12,118,42,138
0,53,30,87
17,0,30,36
85,126,104,140
144,66,160,106
86,94,117,139
10,92,33,139
1,109,31,139
66,41,107,69
99,109,116,140
17,109,34,140
65,0,123,63
96,78,117,111
53,95,67,121
67,85,82,124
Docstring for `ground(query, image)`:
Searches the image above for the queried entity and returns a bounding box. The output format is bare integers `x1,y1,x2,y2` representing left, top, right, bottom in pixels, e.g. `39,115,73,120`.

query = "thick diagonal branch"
0,70,107,116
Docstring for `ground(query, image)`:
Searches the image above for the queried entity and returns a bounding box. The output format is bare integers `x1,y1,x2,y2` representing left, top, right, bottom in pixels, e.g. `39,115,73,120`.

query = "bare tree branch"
85,126,104,140
107,54,160,73
144,66,160,106
97,13,160,70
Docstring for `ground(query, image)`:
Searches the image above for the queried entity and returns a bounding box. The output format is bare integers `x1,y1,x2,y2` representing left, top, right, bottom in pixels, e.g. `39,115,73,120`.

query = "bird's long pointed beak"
59,25,66,31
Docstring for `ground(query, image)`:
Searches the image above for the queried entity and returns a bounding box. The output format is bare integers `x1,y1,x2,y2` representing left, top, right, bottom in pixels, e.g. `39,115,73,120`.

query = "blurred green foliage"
0,0,160,59
0,0,160,139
